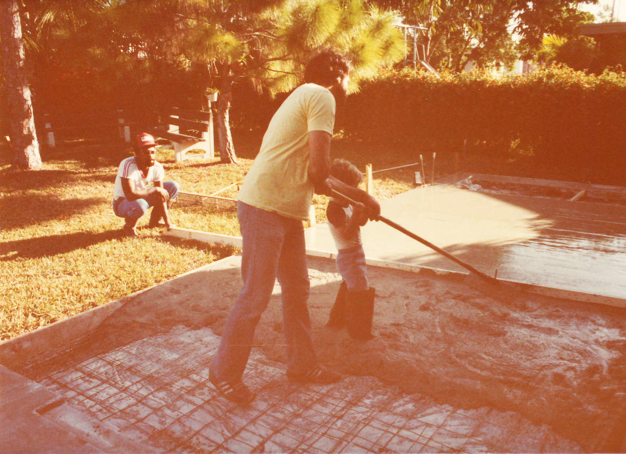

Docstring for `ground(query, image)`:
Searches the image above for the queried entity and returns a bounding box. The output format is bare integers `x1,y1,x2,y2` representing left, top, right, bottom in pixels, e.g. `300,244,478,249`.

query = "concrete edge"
0,254,242,367
170,226,626,308
363,253,626,308
0,298,127,367
165,228,459,279
437,172,626,195
165,227,242,247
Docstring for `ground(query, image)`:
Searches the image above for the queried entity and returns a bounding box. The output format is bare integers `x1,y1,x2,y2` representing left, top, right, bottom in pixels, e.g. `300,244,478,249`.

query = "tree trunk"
455,36,474,72
1,0,41,170
216,63,239,165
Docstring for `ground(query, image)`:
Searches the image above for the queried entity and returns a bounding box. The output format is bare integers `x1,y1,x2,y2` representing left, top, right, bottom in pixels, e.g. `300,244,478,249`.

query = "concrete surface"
305,176,626,305
3,175,626,453
1,364,105,454
30,326,581,454
2,254,626,453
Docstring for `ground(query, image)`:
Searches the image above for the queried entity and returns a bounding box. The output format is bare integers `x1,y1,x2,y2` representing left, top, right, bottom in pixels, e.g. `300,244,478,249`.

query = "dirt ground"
14,255,626,452
258,260,626,452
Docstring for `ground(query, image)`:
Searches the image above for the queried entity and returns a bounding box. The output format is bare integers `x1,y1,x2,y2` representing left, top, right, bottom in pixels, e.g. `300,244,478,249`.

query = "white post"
117,110,124,138
44,114,55,148
365,164,373,194
309,204,316,226
208,92,217,159
118,110,131,143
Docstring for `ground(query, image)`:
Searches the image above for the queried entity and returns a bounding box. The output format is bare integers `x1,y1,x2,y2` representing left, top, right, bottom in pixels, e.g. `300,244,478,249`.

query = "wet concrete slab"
306,175,626,305
1,365,106,454
28,326,583,454
2,255,626,453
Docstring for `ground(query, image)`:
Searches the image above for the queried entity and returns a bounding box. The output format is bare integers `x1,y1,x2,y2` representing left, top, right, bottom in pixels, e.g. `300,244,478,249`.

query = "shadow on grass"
0,230,121,260
158,235,240,259
174,160,226,170
0,168,85,192
42,141,133,169
0,226,238,262
85,173,116,184
0,194,107,230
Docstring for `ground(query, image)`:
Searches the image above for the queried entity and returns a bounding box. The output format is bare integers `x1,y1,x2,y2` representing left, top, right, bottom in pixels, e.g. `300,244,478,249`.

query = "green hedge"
339,66,626,183
22,61,625,184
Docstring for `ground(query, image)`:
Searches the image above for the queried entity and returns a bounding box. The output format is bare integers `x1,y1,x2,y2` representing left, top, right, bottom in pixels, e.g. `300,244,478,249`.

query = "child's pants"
336,245,368,291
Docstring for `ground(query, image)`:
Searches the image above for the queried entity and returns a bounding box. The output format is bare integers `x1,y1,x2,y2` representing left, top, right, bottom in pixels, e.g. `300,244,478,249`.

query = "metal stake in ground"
420,155,426,186
431,152,436,185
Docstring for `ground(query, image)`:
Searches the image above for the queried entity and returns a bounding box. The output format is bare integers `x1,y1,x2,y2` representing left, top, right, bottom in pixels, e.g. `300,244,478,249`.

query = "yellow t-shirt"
238,83,336,220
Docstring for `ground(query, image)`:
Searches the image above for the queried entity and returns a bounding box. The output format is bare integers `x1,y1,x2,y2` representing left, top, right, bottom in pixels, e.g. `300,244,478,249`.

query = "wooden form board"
165,228,242,248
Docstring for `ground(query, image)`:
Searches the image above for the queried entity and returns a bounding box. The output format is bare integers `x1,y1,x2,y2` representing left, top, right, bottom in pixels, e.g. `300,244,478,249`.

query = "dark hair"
304,50,351,87
331,158,362,188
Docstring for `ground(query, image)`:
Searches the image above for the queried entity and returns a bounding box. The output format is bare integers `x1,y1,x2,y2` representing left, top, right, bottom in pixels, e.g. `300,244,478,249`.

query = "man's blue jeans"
211,202,317,383
113,181,180,219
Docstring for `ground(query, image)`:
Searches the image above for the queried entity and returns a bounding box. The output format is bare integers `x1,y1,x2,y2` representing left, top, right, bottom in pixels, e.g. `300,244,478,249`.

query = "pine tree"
115,0,405,163
1,0,42,169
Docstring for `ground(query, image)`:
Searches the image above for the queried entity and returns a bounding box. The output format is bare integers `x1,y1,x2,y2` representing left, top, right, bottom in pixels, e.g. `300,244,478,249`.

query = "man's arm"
122,179,172,229
326,176,380,219
308,130,332,194
121,178,169,202
308,130,380,219
327,202,347,228
153,181,172,229
329,202,368,237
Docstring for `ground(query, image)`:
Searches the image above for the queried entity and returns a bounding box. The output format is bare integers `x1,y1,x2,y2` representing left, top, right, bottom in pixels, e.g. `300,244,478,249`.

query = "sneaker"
209,371,256,405
287,366,342,384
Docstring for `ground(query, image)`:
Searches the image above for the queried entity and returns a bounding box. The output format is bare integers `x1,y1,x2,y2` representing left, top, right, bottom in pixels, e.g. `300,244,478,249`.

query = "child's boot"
327,281,348,328
346,287,375,340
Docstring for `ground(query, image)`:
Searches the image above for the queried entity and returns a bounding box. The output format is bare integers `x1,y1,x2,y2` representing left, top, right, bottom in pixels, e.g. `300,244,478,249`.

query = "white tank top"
328,201,362,250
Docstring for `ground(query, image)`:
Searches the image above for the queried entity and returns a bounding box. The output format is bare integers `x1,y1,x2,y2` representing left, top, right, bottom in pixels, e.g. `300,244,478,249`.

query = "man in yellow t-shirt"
210,50,381,405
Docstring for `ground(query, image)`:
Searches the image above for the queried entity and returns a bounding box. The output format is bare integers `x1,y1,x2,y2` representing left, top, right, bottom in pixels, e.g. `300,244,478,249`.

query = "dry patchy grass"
0,136,419,341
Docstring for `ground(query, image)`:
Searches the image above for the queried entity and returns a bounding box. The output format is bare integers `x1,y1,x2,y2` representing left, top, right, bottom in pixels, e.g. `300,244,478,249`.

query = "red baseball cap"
136,132,157,148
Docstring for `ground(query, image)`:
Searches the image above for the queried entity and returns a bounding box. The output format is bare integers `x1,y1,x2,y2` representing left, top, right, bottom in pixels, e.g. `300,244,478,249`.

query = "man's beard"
331,83,348,112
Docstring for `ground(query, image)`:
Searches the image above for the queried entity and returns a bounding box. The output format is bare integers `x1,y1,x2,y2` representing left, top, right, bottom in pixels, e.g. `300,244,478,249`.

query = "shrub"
339,66,626,183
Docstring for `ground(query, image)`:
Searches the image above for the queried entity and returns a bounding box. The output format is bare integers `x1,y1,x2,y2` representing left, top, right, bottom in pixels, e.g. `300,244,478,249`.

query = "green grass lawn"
1,134,426,341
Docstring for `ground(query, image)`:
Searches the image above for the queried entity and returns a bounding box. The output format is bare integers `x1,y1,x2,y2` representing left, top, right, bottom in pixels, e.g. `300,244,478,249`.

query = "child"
326,159,376,340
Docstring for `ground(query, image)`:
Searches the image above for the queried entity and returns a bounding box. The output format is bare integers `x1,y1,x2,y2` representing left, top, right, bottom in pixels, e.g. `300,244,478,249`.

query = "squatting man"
112,133,180,236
